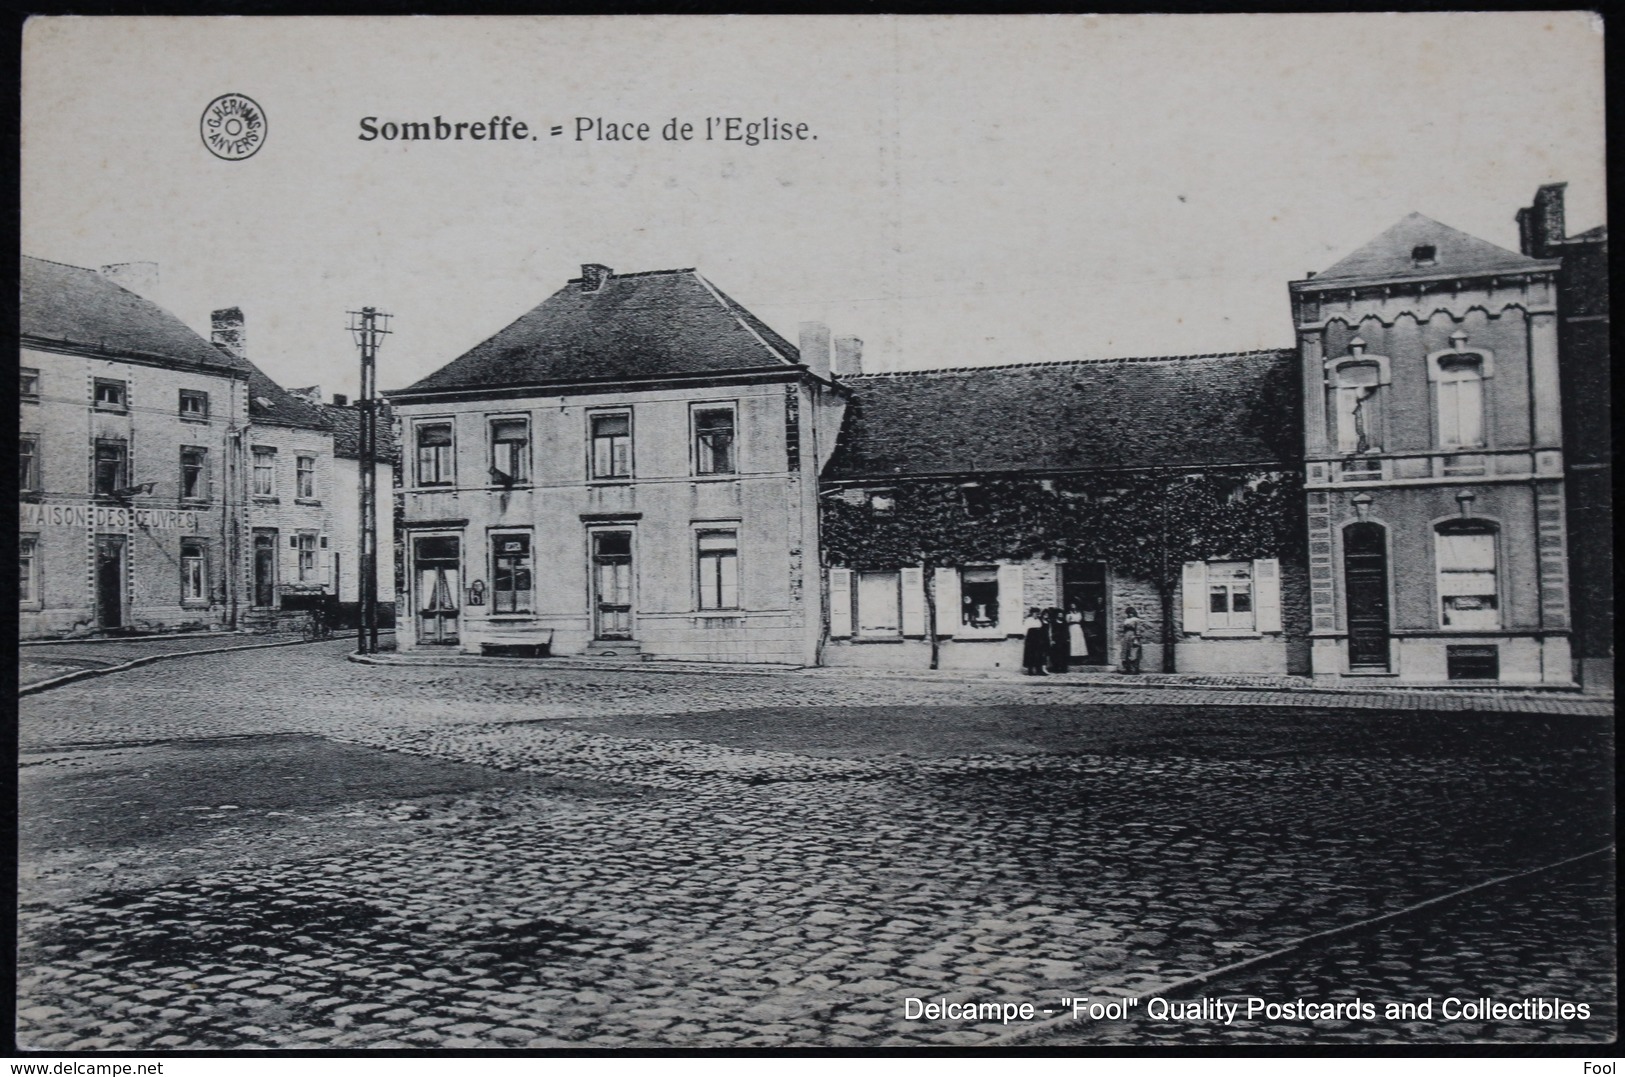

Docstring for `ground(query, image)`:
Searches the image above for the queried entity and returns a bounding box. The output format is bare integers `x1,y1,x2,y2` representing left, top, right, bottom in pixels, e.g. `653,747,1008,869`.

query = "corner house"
385,264,848,664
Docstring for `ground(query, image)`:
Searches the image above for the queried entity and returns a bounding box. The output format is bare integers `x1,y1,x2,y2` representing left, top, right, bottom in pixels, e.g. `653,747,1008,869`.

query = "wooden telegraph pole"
348,306,392,654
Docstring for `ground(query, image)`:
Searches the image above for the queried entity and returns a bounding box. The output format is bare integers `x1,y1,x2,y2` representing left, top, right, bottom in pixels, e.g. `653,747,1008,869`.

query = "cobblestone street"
15,641,1617,1049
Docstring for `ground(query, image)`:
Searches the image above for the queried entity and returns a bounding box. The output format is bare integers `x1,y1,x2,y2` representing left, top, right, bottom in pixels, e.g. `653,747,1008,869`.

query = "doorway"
413,535,461,645
1344,522,1390,671
95,535,125,629
253,529,278,608
1061,561,1109,665
591,530,634,640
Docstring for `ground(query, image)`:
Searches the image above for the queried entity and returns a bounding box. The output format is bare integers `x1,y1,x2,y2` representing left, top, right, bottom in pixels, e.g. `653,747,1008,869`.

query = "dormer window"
1411,244,1437,266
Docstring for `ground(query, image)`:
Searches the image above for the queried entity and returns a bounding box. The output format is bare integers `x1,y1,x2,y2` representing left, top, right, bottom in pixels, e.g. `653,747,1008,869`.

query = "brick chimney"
1516,182,1567,258
580,264,613,292
99,262,160,302
798,322,832,380
211,307,246,360
833,336,864,377
332,393,349,407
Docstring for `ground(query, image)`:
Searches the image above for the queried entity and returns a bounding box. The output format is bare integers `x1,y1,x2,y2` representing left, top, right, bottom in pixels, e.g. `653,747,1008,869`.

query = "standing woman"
1046,606,1070,673
1022,607,1047,675
1120,605,1148,673
1066,602,1088,665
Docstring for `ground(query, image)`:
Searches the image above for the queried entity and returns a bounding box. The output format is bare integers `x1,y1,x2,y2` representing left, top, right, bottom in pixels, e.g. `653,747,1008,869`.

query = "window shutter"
828,569,853,638
933,567,960,638
997,563,1024,634
900,567,926,637
1253,558,1282,633
1181,561,1208,634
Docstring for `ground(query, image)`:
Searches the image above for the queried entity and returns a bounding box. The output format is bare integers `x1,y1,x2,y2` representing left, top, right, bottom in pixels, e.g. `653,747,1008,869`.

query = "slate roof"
1307,212,1553,286
824,350,1299,481
20,255,240,373
320,402,399,462
397,268,801,395
210,348,331,430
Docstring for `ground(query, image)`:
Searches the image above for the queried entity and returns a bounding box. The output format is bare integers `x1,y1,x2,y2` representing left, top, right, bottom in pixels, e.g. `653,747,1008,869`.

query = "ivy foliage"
821,469,1303,586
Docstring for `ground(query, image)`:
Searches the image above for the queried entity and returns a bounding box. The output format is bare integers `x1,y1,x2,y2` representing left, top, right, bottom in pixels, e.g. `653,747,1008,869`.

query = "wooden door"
1344,523,1390,671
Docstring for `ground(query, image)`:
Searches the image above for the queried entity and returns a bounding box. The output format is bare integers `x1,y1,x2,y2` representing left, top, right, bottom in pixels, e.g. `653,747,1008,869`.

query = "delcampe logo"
200,93,266,161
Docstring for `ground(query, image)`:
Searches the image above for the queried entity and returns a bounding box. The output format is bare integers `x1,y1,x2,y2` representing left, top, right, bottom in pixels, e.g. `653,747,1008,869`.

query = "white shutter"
933,567,960,637
997,564,1024,635
1181,561,1208,634
828,568,853,638
900,567,926,637
1253,558,1282,633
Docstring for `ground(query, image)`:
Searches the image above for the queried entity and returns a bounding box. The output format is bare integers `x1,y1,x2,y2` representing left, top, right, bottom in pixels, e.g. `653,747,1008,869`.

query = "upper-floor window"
181,446,208,501
20,368,39,403
179,389,210,421
693,406,736,476
252,447,277,497
491,532,534,613
591,412,632,479
1436,521,1499,629
696,530,739,610
296,455,317,500
94,439,128,496
1332,362,1383,454
490,418,530,485
1436,353,1486,450
20,435,39,494
94,378,128,412
416,423,454,486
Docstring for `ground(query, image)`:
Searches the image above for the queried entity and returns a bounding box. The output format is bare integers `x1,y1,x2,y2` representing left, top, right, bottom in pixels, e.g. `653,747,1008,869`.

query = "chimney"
833,336,864,377
99,262,160,302
1517,182,1567,258
580,264,613,292
332,393,349,407
211,307,246,360
798,322,832,380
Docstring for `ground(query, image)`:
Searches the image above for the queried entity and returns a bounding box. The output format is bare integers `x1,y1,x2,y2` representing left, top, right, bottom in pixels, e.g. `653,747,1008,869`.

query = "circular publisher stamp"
200,93,267,161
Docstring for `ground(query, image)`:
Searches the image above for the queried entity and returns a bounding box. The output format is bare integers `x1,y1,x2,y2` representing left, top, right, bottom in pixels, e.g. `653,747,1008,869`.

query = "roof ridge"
566,267,697,283
21,253,99,272
692,271,793,365
843,349,1295,378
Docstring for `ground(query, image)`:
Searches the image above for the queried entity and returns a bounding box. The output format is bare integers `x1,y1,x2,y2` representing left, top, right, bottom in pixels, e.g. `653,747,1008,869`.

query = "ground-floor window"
491,532,534,613
857,570,901,637
960,567,999,629
1436,521,1499,629
181,539,208,603
19,533,39,605
296,532,319,582
1206,561,1254,630
697,530,739,610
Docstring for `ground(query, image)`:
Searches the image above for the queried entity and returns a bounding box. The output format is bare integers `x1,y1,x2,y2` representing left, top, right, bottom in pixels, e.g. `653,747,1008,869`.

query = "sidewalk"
18,630,335,692
350,649,1615,716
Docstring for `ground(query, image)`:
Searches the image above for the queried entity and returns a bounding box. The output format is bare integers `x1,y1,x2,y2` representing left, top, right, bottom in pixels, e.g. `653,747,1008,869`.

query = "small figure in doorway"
1065,602,1088,663
1022,607,1047,675
1120,605,1150,673
1045,607,1070,673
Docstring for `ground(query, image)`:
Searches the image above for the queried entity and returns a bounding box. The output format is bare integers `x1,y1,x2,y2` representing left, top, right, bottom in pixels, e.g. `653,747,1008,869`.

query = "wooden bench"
479,628,554,658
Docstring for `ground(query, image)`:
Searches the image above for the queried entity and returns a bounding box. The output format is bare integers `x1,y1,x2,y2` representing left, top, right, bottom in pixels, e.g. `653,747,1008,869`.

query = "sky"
22,13,1607,400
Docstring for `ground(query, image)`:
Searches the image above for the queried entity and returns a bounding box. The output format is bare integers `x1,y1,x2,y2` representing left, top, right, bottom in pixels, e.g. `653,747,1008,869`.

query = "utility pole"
348,307,392,654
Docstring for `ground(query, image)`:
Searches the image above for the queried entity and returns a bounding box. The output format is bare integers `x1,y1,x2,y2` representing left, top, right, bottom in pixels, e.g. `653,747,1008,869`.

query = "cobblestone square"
15,640,1617,1049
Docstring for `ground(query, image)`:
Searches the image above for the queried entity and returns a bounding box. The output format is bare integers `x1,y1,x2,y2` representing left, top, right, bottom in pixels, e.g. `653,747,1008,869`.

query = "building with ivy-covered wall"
816,348,1310,675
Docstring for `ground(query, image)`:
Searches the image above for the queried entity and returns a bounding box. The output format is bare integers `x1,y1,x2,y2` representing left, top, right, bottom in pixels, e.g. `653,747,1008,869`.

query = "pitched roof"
208,347,332,430
20,255,239,372
397,268,800,395
824,350,1299,481
1309,212,1552,285
320,402,398,462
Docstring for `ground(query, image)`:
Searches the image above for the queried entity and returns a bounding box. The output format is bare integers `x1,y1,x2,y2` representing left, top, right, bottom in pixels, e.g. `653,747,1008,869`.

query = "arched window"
1332,362,1383,454
1435,353,1486,449
1435,520,1499,629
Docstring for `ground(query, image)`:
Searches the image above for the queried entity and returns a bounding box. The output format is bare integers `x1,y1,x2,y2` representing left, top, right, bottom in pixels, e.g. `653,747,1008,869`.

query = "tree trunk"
1159,577,1176,672
923,561,940,670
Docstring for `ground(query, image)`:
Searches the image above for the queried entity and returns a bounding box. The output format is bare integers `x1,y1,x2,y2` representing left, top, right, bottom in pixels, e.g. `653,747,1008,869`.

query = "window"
181,446,208,501
181,539,207,603
697,530,739,610
591,413,632,479
1436,523,1499,629
94,378,127,412
20,368,39,403
960,567,999,629
179,389,210,421
252,447,277,497
491,533,534,613
296,455,317,500
296,532,318,582
416,423,454,486
1411,244,1437,266
94,440,128,496
21,435,39,494
857,570,901,637
1332,362,1383,454
693,407,736,476
20,535,39,605
1205,561,1255,630
1436,354,1485,449
961,484,992,518
490,418,530,485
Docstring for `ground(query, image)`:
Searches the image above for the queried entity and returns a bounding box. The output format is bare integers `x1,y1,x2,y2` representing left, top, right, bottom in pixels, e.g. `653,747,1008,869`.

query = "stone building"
385,264,847,663
1289,213,1572,684
818,351,1308,674
19,256,249,638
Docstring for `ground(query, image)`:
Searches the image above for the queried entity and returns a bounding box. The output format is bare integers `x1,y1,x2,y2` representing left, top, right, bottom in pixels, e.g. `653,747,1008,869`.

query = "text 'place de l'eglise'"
18,183,1610,692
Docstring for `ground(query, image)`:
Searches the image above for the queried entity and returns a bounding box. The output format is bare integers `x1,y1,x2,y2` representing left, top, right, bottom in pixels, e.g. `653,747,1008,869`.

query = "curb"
19,635,335,697
985,844,1616,1047
345,652,797,678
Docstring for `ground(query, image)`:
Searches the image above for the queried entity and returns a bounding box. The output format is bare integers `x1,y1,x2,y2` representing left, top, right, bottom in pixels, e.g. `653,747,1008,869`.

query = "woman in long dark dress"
1022,607,1047,675
1045,606,1070,673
